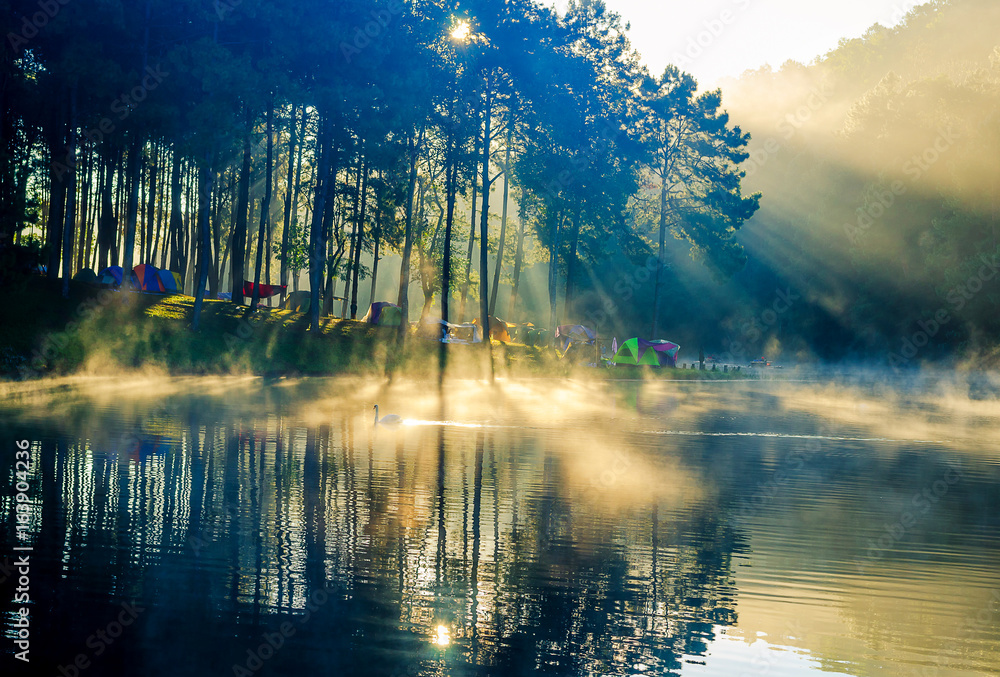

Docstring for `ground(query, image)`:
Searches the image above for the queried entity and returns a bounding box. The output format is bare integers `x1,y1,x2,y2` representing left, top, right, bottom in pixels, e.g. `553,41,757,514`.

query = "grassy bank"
1,279,750,381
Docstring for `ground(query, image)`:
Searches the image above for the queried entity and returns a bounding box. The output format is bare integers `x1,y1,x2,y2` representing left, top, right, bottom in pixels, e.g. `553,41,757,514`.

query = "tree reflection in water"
0,382,744,677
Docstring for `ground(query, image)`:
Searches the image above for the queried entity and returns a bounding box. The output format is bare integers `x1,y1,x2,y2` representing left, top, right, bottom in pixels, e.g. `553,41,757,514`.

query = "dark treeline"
0,0,758,341
715,0,1000,365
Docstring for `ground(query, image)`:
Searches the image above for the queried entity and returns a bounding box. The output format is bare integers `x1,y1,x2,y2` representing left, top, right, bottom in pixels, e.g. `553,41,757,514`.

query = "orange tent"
470,316,512,343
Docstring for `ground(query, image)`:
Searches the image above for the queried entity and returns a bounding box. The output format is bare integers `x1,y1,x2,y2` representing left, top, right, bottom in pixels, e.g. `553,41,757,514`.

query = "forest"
1,0,998,366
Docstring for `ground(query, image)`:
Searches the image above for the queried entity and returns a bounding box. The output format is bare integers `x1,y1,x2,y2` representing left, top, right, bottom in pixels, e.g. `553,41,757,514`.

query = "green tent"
609,338,681,367
281,290,311,313
610,338,659,365
73,267,98,284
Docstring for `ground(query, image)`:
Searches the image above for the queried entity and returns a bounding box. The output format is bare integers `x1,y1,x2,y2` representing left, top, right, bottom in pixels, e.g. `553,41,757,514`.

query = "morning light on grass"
1,1,999,676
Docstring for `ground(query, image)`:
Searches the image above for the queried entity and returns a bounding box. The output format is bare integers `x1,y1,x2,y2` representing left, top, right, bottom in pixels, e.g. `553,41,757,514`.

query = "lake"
2,373,998,676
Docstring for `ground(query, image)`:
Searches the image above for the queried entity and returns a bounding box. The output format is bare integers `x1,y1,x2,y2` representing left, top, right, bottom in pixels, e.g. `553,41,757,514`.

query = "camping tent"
362,302,402,326
98,266,123,287
281,290,310,312
73,268,98,284
416,318,485,343
157,269,182,293
132,264,166,292
609,338,681,367
555,324,596,353
470,316,512,343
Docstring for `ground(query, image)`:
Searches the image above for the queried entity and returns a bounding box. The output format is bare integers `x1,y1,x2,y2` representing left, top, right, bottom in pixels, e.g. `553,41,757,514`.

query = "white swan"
373,404,403,428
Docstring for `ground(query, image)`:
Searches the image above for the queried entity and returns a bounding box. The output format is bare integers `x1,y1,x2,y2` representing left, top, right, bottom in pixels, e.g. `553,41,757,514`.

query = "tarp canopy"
609,338,681,367
73,267,98,284
98,266,123,287
157,269,182,293
470,316,512,343
132,264,165,292
243,280,287,299
555,324,596,352
362,302,402,326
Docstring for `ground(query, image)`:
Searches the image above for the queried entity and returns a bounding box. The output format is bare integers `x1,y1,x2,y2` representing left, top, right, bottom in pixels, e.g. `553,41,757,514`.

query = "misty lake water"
2,374,999,676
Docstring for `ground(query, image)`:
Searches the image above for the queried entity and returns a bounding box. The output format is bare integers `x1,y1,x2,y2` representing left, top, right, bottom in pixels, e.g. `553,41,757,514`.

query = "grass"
1,278,752,382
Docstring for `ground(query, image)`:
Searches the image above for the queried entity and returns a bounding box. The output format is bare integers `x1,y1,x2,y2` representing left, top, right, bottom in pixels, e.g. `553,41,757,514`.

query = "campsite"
4,274,750,382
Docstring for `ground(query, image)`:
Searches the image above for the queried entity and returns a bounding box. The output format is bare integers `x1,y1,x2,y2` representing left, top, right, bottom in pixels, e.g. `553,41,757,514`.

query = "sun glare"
433,625,451,646
450,21,471,42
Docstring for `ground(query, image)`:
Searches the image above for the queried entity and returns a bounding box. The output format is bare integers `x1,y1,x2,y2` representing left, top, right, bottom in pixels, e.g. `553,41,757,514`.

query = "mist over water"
2,372,998,676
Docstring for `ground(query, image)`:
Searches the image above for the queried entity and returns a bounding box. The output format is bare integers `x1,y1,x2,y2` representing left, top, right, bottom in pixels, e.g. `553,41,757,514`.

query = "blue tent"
98,265,124,287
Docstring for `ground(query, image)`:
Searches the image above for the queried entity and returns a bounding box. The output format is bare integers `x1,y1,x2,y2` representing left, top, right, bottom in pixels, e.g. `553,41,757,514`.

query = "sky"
552,0,925,87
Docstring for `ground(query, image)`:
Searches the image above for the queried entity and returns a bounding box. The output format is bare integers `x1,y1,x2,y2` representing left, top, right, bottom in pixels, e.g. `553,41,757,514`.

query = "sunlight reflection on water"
0,375,997,676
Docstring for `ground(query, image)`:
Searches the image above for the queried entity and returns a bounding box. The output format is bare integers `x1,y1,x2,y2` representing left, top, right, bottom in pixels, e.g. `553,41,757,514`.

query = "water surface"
2,375,998,676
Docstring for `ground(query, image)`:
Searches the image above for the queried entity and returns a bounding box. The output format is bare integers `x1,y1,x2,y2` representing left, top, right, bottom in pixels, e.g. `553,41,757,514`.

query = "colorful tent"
555,324,596,353
98,265,123,287
73,267,98,284
242,280,287,299
132,264,166,292
362,302,402,326
471,316,512,343
157,269,182,293
609,338,681,367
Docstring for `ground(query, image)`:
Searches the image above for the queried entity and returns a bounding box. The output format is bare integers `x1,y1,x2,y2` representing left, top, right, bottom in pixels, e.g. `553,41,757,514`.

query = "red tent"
132,264,165,292
242,281,287,298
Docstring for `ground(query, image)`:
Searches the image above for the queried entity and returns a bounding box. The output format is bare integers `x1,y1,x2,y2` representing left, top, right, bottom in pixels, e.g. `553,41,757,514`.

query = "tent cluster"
608,338,681,367
75,264,184,294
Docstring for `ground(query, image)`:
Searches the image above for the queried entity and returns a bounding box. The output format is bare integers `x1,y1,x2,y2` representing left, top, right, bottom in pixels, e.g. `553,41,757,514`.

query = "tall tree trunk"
145,144,158,264
564,200,582,323
507,198,527,322
250,101,274,312
478,78,494,355
169,150,184,273
547,207,561,334
156,148,168,269
459,129,480,320
98,152,115,270
652,150,668,338
76,146,91,272
350,164,368,319
61,85,77,298
46,133,67,280
341,157,362,318
207,167,221,296
231,115,252,305
279,105,297,303
489,122,512,317
396,123,425,339
121,136,142,287
192,151,214,331
442,125,457,326
369,228,379,306
309,114,335,333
